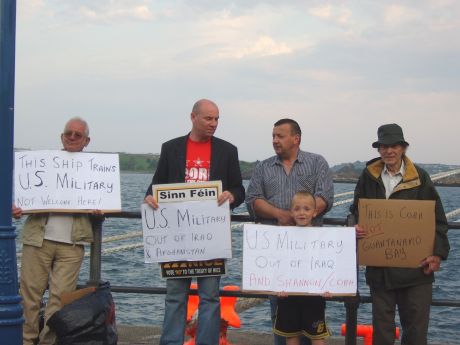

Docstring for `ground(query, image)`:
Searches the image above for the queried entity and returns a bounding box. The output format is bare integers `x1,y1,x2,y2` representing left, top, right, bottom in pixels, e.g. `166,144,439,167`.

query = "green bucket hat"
372,123,409,148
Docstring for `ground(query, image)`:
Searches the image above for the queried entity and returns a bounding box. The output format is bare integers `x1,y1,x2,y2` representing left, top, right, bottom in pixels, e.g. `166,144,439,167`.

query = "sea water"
16,173,460,344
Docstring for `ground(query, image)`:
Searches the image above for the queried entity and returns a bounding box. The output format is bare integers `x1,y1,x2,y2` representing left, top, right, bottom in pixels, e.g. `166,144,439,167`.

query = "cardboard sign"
14,150,121,212
242,224,357,295
142,181,231,263
160,259,226,278
358,199,435,268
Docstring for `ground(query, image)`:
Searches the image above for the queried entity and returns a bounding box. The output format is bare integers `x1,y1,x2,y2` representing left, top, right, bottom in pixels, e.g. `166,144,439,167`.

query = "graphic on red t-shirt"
185,137,211,183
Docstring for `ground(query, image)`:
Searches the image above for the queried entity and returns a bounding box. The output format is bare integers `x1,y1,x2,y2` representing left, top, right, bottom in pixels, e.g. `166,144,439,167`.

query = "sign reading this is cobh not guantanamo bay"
142,181,232,267
242,224,357,295
14,150,121,212
358,198,435,268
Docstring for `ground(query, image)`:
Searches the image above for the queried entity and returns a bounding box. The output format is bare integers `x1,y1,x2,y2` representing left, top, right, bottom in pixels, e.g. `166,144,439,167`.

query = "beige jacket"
22,213,93,247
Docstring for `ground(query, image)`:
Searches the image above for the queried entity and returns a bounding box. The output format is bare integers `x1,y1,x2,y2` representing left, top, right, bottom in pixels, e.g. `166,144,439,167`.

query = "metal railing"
84,212,460,345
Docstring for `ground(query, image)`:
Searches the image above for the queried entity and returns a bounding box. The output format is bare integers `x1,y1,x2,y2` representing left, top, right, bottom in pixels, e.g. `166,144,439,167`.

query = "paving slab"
117,325,364,345
117,325,448,345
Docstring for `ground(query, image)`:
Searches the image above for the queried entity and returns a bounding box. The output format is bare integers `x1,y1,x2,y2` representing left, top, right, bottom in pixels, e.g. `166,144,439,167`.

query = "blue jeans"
160,276,221,345
270,296,312,345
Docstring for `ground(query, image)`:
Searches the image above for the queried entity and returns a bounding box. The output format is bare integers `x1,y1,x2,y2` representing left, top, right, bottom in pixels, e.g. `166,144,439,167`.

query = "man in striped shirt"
245,118,334,345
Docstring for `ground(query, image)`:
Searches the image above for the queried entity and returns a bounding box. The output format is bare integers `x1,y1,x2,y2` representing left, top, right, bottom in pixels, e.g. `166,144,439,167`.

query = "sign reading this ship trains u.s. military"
358,199,435,268
242,224,357,295
14,150,121,212
142,181,231,278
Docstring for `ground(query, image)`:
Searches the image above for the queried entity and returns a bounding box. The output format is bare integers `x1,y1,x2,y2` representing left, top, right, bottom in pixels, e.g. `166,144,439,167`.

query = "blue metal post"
0,0,23,344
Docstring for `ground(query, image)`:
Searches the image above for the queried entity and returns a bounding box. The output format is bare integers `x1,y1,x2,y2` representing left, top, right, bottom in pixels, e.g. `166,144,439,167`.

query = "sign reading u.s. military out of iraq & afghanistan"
141,181,231,278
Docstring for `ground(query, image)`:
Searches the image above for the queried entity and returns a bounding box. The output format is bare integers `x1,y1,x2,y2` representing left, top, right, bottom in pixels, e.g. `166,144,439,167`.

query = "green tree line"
119,152,256,178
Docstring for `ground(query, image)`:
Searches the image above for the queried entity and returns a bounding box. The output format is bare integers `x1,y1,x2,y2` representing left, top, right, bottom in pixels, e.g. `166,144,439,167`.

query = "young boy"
273,191,331,345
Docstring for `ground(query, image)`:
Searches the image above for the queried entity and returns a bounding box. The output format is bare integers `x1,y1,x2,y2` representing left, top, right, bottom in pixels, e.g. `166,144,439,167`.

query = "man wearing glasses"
13,117,95,345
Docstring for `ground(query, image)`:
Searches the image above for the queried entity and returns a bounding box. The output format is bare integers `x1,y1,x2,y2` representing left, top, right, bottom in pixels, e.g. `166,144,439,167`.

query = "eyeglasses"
63,131,85,139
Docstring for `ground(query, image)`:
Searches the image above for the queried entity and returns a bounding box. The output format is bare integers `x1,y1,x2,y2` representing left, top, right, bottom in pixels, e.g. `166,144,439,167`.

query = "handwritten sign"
14,150,121,212
242,224,357,295
142,181,231,263
358,198,435,267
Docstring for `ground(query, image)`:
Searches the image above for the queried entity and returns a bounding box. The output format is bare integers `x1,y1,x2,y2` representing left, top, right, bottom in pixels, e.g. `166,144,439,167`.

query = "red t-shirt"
185,137,211,183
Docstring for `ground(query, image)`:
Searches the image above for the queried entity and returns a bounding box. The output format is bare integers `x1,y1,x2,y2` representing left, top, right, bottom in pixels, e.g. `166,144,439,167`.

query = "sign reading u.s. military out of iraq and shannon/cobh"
14,150,121,213
242,224,357,295
141,181,231,278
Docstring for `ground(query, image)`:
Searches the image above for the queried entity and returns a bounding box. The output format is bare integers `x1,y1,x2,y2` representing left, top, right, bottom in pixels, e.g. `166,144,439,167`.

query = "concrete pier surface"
117,325,447,345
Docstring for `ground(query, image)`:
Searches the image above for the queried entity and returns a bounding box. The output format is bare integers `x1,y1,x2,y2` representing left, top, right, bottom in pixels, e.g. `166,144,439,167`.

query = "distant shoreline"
332,178,460,187
120,173,460,187
14,149,460,186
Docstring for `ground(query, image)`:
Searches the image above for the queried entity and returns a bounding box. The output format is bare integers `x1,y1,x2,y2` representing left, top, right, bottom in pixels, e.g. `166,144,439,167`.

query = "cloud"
303,69,358,84
218,35,293,59
308,4,365,39
19,1,164,23
309,4,353,26
173,7,303,62
381,2,460,32
78,4,154,21
383,4,421,26
14,0,460,166
18,0,47,19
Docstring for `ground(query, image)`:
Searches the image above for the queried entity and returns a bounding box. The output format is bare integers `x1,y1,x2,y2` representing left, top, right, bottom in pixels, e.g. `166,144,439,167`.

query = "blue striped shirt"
245,150,334,225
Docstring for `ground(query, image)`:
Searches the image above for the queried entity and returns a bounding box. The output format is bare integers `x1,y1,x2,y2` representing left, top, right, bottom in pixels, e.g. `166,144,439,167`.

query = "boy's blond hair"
291,191,316,209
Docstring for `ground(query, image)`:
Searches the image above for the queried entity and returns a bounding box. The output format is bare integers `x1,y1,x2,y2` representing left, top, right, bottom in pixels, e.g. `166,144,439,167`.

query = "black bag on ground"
47,281,117,345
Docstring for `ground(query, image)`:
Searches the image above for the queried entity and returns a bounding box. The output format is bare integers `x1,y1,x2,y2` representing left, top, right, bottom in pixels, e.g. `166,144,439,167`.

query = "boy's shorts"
273,295,330,340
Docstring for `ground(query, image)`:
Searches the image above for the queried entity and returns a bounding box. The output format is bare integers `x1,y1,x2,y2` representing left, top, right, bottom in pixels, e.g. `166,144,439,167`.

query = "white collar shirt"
381,160,405,199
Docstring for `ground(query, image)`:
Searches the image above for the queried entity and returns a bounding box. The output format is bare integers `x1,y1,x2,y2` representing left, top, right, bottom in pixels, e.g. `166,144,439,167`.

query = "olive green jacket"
22,213,94,247
351,156,450,289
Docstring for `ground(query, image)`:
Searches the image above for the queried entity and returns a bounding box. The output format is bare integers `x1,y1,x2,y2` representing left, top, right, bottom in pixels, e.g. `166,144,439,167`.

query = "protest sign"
14,150,121,212
358,198,435,267
142,181,231,264
242,224,357,295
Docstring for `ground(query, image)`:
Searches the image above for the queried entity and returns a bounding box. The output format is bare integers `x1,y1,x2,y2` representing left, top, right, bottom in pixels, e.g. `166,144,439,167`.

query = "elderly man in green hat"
351,123,450,345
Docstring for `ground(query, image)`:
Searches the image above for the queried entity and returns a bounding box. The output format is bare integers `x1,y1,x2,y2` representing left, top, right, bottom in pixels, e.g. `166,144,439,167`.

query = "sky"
13,0,460,166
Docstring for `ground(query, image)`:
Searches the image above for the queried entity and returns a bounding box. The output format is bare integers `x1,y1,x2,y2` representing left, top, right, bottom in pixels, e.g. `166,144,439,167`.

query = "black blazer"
145,134,245,209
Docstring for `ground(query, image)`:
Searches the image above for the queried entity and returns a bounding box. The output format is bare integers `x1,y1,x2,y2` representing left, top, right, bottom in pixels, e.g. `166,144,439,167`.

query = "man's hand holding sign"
14,150,121,213
351,123,450,345
12,117,122,345
142,181,232,270
242,224,357,295
142,99,245,345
